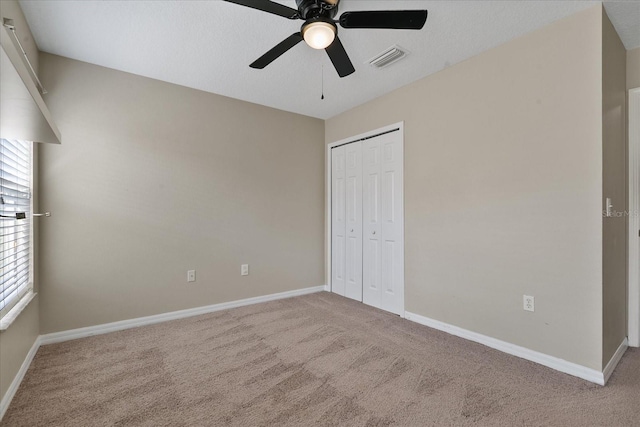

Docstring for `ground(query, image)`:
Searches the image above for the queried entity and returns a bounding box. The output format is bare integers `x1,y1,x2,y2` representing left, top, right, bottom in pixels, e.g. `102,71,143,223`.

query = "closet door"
363,131,404,315
362,138,382,308
331,146,346,296
344,142,363,301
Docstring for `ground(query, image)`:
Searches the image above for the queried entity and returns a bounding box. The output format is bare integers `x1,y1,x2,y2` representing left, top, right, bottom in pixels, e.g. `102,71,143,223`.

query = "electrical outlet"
241,264,249,276
187,270,196,282
523,295,534,312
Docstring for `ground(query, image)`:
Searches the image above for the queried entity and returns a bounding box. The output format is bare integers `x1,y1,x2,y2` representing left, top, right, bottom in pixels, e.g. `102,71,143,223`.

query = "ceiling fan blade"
222,0,300,19
325,36,355,78
339,10,428,30
250,33,304,69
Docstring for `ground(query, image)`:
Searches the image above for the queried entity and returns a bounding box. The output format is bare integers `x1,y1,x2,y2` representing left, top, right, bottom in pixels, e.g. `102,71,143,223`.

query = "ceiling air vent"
367,45,408,69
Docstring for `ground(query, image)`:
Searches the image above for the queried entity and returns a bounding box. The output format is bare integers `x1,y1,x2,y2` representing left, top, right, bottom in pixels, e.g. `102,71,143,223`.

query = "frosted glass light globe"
303,22,336,50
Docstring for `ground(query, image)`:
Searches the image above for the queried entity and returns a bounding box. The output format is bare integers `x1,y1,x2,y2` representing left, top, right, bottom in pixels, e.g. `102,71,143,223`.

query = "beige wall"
602,9,627,368
0,299,39,401
38,53,325,333
628,48,640,90
0,0,40,405
326,7,604,369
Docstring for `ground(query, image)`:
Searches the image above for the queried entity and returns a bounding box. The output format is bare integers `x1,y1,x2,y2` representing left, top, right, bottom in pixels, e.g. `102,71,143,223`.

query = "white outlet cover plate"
523,295,535,312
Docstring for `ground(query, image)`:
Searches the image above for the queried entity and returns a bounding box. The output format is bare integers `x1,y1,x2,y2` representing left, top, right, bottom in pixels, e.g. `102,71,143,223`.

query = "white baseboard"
404,311,606,385
40,286,325,345
324,284,330,292
603,338,628,384
0,336,41,421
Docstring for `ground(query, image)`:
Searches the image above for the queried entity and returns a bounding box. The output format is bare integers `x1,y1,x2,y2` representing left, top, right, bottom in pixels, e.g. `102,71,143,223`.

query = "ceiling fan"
223,0,428,78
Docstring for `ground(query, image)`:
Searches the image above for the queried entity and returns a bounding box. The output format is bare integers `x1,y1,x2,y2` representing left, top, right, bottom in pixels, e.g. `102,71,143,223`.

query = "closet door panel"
362,139,382,309
344,142,363,301
331,146,346,296
379,133,404,315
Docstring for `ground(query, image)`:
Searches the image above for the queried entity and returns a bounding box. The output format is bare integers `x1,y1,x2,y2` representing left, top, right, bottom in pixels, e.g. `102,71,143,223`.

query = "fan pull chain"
321,65,325,100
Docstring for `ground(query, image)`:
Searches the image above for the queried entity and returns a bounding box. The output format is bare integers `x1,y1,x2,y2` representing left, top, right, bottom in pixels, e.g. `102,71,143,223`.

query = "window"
0,138,33,319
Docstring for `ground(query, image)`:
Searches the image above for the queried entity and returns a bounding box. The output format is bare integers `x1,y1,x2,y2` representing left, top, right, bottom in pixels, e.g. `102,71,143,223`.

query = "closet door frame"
326,121,405,316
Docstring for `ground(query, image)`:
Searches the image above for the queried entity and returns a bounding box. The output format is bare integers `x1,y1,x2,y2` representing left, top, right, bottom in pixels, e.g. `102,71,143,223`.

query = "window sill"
0,291,37,332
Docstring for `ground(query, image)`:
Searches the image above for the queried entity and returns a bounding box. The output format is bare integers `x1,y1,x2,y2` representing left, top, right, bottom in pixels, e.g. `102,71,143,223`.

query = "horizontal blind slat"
0,258,29,282
0,223,29,230
0,256,30,273
0,177,30,194
0,284,30,313
1,140,29,157
0,187,30,200
0,281,29,298
0,273,29,295
0,233,29,241
0,246,30,262
0,196,31,205
0,225,29,231
0,144,29,166
0,153,29,175
0,157,29,175
0,243,29,255
0,170,30,187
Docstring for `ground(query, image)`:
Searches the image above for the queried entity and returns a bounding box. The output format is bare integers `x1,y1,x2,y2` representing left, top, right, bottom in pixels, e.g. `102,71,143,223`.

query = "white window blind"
0,138,32,318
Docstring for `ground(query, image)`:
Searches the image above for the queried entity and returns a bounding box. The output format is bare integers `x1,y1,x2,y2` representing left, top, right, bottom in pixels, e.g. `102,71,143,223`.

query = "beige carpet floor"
2,292,639,426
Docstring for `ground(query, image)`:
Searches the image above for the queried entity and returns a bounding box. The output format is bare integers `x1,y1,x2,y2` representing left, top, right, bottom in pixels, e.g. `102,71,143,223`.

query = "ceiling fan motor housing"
296,0,339,20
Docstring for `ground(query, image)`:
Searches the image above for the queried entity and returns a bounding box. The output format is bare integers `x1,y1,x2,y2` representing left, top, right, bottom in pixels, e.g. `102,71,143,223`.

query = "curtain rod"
2,19,47,95
330,128,400,149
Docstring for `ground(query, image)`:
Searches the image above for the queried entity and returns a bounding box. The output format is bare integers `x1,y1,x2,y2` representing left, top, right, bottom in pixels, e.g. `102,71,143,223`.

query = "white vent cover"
367,45,409,69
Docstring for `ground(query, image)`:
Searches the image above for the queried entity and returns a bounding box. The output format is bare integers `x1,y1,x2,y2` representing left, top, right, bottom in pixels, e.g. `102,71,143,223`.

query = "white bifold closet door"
331,129,404,315
344,142,363,301
362,132,404,315
331,143,363,301
331,147,347,297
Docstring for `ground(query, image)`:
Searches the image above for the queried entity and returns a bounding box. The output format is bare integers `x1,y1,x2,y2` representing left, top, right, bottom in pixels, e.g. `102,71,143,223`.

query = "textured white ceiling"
604,1,640,50
17,1,639,119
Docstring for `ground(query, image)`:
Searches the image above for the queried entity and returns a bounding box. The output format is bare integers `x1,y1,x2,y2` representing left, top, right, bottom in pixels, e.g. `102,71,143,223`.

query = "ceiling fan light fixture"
302,21,336,50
